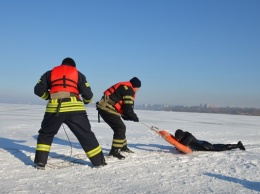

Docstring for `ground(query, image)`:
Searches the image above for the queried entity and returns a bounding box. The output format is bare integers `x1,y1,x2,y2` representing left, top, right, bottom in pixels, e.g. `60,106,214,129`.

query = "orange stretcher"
151,126,192,154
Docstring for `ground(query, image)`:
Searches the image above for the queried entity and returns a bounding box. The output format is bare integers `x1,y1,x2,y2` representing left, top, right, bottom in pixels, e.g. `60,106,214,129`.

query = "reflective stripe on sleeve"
41,92,49,100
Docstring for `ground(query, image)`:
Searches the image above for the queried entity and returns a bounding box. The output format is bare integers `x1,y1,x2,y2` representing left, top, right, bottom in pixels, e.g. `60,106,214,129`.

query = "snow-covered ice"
0,103,259,194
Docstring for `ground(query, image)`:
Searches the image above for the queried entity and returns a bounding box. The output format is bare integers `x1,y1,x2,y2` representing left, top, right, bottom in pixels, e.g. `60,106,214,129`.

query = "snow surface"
0,103,259,194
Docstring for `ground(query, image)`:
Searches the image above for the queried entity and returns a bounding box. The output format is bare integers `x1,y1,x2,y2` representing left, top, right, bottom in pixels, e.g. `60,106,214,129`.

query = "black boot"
94,161,108,168
237,141,245,150
226,141,245,151
108,148,125,160
121,145,134,153
93,153,108,168
35,163,45,170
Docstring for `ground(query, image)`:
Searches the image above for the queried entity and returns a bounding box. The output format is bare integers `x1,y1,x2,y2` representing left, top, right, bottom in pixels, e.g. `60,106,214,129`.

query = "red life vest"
50,65,79,94
104,81,135,114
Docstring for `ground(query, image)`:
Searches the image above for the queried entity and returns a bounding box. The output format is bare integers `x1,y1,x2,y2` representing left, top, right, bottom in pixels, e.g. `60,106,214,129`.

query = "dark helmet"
175,129,185,140
130,77,141,88
62,57,76,67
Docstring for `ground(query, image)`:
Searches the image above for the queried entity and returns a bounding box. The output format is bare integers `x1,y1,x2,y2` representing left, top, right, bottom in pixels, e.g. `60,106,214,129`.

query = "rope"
46,124,87,169
139,121,160,134
1,124,88,169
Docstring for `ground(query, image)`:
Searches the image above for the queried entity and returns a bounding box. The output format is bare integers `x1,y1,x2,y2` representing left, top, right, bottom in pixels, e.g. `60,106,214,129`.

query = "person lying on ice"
174,129,245,151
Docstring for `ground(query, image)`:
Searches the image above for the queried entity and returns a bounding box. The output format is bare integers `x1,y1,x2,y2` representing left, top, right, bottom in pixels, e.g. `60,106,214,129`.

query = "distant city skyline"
136,103,260,116
1,100,259,110
0,1,259,108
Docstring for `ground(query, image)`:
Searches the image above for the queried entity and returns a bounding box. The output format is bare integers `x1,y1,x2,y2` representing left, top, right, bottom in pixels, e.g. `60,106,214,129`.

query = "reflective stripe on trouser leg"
34,144,51,164
86,145,102,158
36,144,51,152
112,138,127,149
86,145,105,166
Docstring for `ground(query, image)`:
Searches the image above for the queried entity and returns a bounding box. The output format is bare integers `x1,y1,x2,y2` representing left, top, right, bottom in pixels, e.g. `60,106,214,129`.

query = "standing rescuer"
96,77,141,160
34,57,106,169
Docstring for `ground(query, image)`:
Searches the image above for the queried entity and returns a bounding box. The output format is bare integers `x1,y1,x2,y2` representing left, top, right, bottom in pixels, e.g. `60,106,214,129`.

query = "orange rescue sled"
151,126,192,154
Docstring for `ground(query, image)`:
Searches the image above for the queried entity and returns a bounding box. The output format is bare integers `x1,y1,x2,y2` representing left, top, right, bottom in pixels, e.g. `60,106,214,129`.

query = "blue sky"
0,0,259,108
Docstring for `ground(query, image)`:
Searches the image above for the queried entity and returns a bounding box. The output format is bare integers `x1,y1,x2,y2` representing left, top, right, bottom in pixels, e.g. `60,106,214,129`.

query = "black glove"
132,115,139,122
122,115,131,121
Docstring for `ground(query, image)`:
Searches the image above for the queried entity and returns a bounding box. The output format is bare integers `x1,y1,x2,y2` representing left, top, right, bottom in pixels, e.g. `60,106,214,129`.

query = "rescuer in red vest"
34,57,106,169
96,77,141,160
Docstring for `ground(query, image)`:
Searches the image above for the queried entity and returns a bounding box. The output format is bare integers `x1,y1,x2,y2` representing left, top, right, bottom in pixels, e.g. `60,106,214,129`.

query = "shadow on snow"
205,172,260,192
0,135,180,168
0,136,91,167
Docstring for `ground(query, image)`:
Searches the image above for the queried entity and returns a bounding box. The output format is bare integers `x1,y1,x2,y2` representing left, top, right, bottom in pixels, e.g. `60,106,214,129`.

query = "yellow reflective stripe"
41,92,49,100
49,99,58,104
46,99,86,113
70,96,78,102
86,146,102,158
112,139,127,147
123,100,134,105
48,102,84,108
36,144,51,152
46,106,86,113
83,97,92,103
123,96,134,100
123,86,129,90
85,82,90,87
123,95,134,105
113,139,126,143
48,97,79,104
112,143,123,148
112,143,127,147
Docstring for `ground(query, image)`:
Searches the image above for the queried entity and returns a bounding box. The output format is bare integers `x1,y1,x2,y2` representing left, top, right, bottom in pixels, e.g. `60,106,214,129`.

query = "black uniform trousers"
191,141,228,151
34,113,104,166
98,109,126,148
